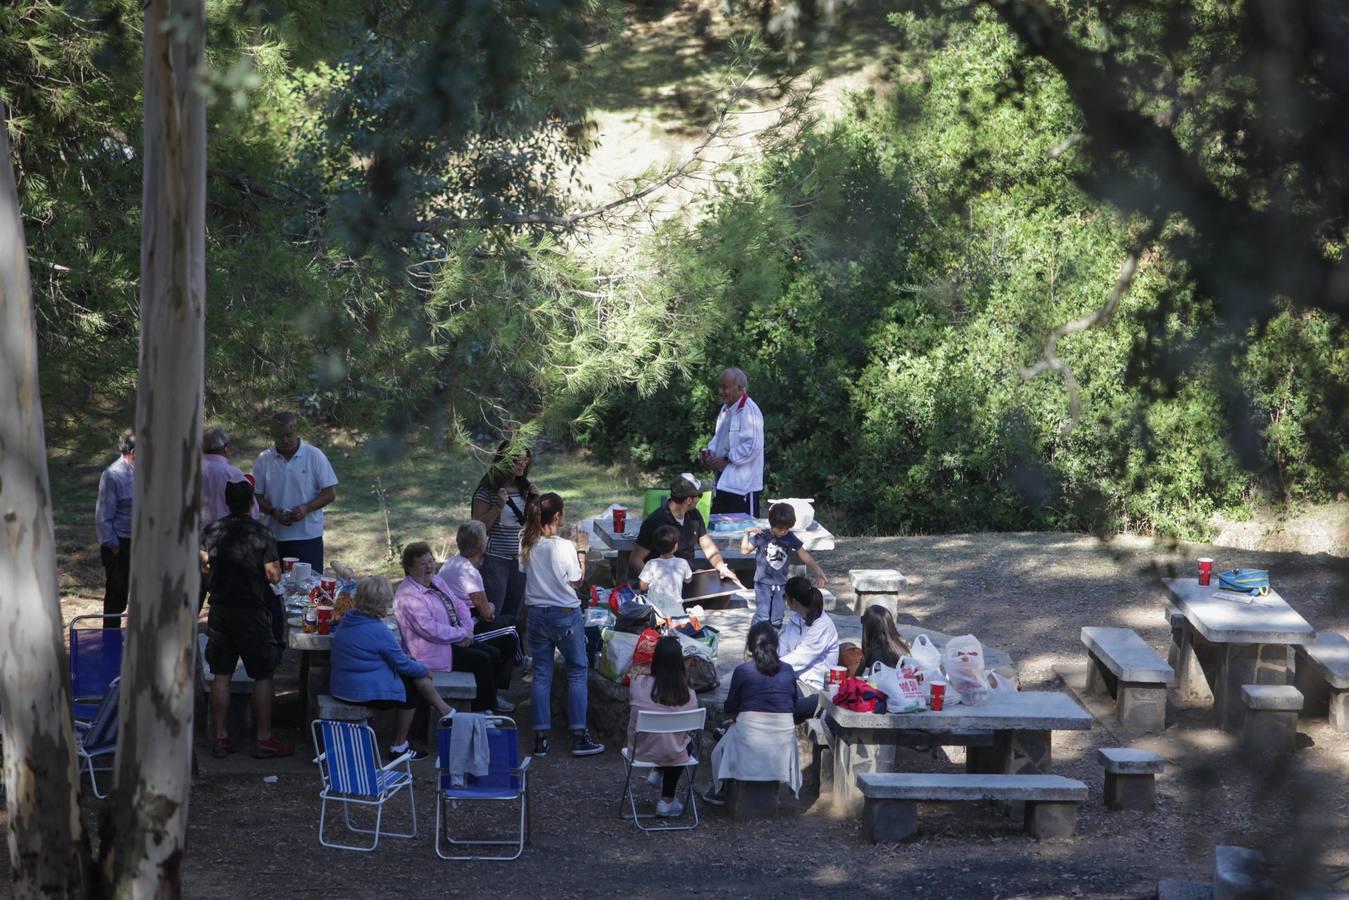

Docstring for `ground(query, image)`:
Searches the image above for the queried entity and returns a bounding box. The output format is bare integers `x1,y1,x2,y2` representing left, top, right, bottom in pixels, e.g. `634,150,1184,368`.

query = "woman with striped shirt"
470,440,539,619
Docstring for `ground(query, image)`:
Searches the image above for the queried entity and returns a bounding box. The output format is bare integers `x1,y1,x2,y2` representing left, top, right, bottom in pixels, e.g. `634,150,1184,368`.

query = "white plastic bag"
598,629,638,683
987,671,1017,694
866,661,925,713
942,634,989,707
906,634,938,674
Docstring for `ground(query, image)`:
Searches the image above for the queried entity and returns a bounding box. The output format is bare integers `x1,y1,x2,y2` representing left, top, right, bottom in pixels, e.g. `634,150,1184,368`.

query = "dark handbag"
685,656,720,692
614,598,658,634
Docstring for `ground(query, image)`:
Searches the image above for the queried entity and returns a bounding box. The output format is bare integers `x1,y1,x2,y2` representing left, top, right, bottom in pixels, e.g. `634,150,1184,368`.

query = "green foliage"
572,5,1349,539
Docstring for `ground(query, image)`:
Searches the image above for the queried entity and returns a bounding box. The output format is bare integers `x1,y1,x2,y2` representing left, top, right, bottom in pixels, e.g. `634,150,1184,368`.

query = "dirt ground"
5,532,1349,898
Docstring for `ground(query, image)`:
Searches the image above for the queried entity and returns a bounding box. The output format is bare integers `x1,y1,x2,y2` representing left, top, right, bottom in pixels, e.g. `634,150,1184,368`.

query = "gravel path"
5,532,1347,897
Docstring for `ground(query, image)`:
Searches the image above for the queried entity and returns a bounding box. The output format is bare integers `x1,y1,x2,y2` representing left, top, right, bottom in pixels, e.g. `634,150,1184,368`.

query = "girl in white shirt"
778,576,840,721
520,492,605,758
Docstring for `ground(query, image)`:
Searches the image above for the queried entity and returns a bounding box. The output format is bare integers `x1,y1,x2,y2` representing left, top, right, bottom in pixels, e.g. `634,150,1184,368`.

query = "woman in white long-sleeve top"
777,576,839,721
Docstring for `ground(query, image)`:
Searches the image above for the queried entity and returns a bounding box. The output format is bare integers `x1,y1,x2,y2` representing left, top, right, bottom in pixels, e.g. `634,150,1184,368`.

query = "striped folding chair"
74,676,122,799
311,719,416,852
435,715,531,861
617,707,706,832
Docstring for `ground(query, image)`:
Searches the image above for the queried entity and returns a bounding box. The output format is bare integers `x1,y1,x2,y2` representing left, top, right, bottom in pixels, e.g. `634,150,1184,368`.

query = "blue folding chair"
311,719,416,852
74,676,121,799
435,715,531,861
69,613,126,721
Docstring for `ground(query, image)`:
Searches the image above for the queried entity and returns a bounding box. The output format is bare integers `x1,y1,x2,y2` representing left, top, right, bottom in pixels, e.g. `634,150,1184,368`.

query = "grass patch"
50,431,643,598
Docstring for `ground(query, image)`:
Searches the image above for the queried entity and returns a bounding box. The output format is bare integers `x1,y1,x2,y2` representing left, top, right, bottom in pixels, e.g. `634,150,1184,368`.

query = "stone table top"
592,517,836,558
823,689,1092,733
1165,577,1315,645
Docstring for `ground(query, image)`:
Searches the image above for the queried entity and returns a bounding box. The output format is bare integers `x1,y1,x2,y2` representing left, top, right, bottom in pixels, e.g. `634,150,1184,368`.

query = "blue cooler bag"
1217,568,1270,596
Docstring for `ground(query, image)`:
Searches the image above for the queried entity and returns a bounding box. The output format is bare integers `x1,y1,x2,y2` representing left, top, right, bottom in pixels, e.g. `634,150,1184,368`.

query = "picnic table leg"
612,549,631,583
830,731,864,819
1174,622,1214,704
1214,642,1292,732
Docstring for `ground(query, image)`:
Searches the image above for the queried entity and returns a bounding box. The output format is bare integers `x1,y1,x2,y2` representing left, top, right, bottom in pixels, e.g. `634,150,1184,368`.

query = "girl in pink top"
626,636,700,817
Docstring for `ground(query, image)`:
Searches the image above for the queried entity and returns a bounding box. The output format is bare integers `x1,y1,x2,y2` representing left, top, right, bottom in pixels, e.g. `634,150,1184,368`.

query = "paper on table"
1211,589,1258,604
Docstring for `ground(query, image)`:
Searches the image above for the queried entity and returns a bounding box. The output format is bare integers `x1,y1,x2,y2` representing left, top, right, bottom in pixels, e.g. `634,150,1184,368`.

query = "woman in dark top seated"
704,621,797,805
724,621,798,719
857,605,912,676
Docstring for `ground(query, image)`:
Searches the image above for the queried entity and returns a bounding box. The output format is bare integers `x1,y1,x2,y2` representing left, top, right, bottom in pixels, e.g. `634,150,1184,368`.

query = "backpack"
1217,568,1271,596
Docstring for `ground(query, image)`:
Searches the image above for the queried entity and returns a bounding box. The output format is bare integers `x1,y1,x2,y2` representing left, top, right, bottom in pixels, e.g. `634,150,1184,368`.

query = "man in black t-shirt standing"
202,480,293,760
629,475,742,587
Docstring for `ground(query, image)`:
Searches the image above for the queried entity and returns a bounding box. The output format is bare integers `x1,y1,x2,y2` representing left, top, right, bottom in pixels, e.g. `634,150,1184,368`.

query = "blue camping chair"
311,719,416,852
435,715,531,861
69,613,126,721
74,676,122,799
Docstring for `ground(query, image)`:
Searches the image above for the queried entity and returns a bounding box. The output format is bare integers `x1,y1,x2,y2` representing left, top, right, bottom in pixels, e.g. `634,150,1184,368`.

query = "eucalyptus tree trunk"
97,0,207,895
0,103,94,900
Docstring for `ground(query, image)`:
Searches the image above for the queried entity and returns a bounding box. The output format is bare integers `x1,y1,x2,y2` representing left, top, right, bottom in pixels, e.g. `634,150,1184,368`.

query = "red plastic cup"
282,557,299,572
317,605,332,635
929,683,945,711
829,665,847,685
612,508,627,534
1198,558,1214,586
320,577,337,598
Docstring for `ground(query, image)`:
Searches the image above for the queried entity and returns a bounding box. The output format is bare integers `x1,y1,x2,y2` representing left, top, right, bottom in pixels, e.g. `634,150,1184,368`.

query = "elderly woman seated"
330,575,452,760
393,540,515,714
437,521,522,711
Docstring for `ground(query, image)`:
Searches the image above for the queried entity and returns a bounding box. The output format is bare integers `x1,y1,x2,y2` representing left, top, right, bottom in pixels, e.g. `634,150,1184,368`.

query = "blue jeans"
752,582,786,628
527,605,588,733
482,553,527,619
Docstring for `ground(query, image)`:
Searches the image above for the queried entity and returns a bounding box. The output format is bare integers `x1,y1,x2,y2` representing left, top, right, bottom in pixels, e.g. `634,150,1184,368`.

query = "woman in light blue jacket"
331,576,452,759
777,577,839,721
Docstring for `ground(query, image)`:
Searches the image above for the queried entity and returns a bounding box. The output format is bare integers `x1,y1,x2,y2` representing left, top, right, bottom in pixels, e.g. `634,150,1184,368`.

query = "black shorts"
206,605,278,680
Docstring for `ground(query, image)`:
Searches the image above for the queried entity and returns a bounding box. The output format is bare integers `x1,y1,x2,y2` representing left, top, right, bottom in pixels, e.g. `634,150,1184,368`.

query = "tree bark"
0,102,94,900
97,1,206,896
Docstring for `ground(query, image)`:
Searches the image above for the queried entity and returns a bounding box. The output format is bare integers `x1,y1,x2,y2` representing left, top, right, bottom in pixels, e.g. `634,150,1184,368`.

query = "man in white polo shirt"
252,411,339,573
704,367,765,516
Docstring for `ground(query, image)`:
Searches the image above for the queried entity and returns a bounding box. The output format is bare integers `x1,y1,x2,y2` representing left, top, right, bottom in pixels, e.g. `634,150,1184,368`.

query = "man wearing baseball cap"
628,474,742,586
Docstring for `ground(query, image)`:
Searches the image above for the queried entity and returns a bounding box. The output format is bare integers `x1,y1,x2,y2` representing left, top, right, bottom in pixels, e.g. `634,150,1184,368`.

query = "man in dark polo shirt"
202,480,293,760
629,475,742,587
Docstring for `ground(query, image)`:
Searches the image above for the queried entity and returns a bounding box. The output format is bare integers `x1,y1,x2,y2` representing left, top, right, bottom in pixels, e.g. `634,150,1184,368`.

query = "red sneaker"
252,737,295,759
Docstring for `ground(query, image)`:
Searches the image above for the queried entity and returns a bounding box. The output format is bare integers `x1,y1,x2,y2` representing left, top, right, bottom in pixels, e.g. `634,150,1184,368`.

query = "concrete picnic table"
590,516,836,583
821,689,1092,817
1164,577,1316,731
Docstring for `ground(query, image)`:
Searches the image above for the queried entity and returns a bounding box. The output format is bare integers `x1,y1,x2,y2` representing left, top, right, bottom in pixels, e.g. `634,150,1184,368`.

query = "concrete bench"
1081,626,1174,733
316,694,374,722
848,569,908,616
1293,631,1349,731
1097,747,1163,810
431,670,477,702
856,772,1087,842
1239,685,1302,757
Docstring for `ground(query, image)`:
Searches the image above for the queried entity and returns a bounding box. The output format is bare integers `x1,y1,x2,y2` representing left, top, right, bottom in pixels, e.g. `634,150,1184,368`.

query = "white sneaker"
646,769,663,788
495,692,516,713
655,798,684,817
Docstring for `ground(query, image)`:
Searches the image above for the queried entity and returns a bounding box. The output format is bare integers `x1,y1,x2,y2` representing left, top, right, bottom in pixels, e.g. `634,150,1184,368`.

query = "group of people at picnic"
96,366,905,811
